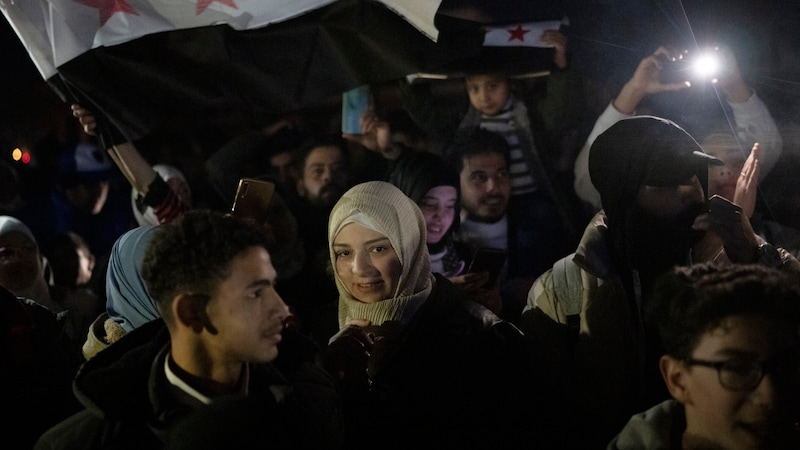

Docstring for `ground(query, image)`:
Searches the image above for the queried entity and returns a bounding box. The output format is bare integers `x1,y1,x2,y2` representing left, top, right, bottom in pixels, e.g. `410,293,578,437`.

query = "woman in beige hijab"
324,181,561,450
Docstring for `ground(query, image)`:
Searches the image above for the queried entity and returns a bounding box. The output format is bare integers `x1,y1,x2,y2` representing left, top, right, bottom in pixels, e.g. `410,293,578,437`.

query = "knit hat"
328,181,433,328
589,115,722,221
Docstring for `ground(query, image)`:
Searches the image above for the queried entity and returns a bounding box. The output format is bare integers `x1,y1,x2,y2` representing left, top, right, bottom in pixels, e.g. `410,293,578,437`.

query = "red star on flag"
197,0,239,14
79,0,138,26
507,24,530,42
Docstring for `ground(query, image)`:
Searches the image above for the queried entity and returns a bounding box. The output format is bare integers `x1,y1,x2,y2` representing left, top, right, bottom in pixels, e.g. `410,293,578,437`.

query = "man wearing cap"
17,138,135,259
519,115,799,449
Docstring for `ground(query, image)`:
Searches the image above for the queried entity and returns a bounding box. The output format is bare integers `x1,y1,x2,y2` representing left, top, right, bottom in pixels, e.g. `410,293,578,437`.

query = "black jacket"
34,319,342,450
333,274,561,449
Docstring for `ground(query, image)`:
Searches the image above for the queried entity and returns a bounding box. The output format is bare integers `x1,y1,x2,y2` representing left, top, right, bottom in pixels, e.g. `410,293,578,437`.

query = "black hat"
589,116,722,218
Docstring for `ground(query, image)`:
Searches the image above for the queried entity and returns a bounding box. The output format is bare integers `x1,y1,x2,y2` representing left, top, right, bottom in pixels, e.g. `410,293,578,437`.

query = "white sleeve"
573,102,634,211
728,90,783,180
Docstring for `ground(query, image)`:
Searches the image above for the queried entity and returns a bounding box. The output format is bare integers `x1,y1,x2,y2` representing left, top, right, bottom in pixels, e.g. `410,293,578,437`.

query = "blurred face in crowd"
0,231,41,294
270,150,296,188
75,241,95,286
624,174,707,268
661,313,798,450
333,223,402,304
203,246,290,364
297,145,349,209
65,180,110,215
464,73,512,116
418,185,457,245
702,134,746,202
636,175,707,220
459,152,511,223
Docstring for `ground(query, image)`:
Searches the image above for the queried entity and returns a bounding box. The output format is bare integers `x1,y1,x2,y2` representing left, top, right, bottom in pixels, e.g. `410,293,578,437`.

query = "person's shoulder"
34,408,114,450
607,399,683,450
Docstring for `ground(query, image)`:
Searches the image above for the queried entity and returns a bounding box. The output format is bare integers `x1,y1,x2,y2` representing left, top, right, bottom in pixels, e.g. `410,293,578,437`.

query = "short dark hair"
291,133,349,172
646,262,800,361
141,209,272,324
445,127,510,175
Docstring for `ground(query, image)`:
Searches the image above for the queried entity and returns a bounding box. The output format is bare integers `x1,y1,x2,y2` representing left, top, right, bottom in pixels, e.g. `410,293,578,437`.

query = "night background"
1,0,798,182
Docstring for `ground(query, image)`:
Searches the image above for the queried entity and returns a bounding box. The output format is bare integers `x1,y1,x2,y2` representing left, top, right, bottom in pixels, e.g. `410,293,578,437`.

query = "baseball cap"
589,116,722,216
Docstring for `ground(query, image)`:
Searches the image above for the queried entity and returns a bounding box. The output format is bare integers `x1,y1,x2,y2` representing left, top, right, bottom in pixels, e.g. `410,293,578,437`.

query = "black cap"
589,116,722,218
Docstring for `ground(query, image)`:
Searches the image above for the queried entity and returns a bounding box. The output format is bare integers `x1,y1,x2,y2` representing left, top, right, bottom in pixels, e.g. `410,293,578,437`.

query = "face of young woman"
332,223,402,304
418,185,457,245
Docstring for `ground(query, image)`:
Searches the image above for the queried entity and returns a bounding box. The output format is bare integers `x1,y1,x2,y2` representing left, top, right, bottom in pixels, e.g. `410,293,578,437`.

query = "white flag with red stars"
482,19,565,47
0,0,441,80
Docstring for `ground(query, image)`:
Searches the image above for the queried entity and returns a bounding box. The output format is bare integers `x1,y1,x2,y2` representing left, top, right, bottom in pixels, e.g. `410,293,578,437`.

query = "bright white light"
692,53,720,78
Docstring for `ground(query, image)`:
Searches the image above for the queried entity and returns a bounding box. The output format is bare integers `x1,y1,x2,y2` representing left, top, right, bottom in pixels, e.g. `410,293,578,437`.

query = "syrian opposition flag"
1,0,483,143
483,19,566,47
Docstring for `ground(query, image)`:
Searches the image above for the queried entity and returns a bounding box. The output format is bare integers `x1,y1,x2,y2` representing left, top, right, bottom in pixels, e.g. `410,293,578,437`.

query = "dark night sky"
1,0,798,156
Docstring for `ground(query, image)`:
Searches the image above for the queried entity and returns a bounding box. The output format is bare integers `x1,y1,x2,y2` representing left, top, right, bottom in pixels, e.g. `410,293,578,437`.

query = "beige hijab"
328,181,433,328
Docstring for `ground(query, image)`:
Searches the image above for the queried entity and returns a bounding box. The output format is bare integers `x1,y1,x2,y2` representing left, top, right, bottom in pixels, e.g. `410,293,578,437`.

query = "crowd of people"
2,21,800,450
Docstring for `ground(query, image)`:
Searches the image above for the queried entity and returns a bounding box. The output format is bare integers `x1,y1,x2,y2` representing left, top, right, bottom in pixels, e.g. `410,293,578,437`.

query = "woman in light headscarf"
0,215,53,309
388,150,502,314
0,215,101,359
323,181,554,450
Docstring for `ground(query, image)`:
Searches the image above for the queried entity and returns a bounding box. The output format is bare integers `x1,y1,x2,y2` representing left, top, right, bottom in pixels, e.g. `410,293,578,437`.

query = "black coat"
34,319,342,450
334,274,560,449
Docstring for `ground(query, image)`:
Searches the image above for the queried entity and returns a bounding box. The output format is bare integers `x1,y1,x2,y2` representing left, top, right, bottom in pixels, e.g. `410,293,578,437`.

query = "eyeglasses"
685,357,798,391
0,245,37,264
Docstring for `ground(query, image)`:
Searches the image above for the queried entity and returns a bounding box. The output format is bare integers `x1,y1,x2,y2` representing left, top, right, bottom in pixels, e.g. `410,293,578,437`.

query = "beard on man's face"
622,199,707,272
307,182,345,210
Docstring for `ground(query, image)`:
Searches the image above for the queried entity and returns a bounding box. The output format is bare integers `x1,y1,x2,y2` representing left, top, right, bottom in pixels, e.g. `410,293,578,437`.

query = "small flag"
483,19,565,47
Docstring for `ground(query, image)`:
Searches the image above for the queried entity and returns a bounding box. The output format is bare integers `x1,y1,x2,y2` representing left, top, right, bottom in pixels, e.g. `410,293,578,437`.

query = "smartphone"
708,194,743,224
341,85,371,134
230,178,276,225
467,247,508,287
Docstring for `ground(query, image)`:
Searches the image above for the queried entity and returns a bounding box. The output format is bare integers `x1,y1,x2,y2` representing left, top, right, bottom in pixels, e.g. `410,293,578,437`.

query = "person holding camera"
573,45,782,214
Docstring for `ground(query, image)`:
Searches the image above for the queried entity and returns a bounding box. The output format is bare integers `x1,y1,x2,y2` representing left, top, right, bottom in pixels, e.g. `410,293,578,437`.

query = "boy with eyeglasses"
608,262,800,449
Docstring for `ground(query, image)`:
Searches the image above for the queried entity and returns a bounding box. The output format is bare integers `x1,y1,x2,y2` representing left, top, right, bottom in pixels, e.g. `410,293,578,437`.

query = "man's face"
665,314,798,450
203,246,289,364
624,174,707,268
636,175,707,220
297,145,349,208
459,152,511,223
464,74,512,116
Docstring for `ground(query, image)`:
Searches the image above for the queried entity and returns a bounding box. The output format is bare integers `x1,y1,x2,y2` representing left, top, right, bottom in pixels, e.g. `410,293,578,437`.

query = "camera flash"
692,53,719,78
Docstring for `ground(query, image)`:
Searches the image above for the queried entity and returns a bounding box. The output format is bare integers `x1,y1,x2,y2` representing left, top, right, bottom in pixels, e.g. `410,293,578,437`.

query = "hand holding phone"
230,178,276,225
708,194,743,225
467,247,508,287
